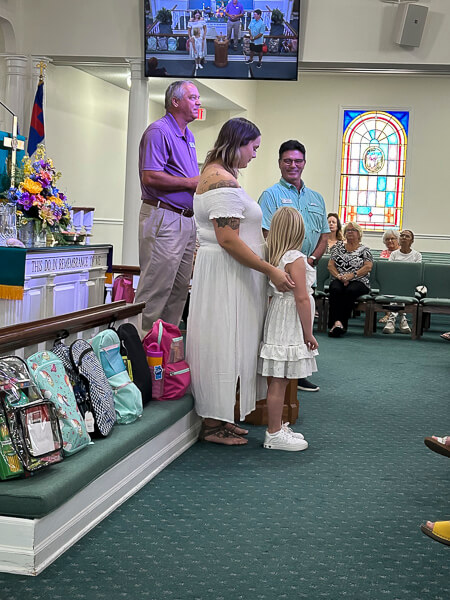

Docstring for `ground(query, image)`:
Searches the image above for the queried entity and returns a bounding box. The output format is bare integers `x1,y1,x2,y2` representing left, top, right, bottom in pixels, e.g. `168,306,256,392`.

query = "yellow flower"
39,206,55,225
21,178,43,194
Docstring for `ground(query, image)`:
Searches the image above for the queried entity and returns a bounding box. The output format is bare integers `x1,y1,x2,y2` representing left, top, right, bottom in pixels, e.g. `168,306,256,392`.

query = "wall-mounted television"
144,0,300,80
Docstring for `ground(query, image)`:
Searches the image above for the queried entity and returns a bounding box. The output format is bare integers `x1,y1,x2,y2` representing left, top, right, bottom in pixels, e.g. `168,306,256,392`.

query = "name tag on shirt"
281,198,293,204
189,142,196,148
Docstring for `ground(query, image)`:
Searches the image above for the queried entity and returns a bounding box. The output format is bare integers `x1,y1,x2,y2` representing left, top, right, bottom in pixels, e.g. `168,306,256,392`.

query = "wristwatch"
309,255,318,267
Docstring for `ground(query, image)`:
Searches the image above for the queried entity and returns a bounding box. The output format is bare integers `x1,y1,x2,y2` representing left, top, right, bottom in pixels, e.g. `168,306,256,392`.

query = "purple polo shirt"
139,112,199,211
226,1,244,17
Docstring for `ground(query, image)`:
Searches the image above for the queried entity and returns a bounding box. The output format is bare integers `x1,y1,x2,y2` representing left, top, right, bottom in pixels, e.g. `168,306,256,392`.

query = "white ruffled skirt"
258,293,318,379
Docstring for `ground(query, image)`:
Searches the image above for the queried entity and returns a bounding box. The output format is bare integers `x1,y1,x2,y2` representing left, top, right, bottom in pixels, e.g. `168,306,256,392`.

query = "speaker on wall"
394,3,428,47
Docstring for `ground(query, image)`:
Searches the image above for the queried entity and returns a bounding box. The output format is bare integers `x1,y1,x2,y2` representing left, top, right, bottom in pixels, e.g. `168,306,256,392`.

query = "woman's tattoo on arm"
208,180,239,190
216,217,240,230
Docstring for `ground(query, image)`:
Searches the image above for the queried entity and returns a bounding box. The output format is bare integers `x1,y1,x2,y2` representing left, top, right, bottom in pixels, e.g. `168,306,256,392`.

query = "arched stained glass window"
339,110,409,231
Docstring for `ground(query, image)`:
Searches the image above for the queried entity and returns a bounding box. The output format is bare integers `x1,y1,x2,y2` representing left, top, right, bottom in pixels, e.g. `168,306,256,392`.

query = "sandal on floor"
198,423,247,445
440,332,450,341
424,436,450,458
420,521,450,546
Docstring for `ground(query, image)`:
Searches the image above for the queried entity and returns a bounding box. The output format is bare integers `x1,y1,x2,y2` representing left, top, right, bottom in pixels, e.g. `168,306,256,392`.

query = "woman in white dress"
186,118,294,446
188,10,207,65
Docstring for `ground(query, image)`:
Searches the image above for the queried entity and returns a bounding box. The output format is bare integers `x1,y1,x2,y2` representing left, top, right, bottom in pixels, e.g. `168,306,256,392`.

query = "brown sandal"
224,422,249,436
198,423,247,445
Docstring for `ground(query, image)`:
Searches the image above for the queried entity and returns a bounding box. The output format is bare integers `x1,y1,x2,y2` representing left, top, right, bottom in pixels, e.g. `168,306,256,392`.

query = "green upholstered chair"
314,256,331,332
354,260,378,336
417,263,450,337
368,261,423,339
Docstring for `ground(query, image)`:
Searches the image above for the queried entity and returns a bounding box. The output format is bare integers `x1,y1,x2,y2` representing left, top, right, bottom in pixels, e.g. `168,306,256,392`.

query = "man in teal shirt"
259,139,330,392
247,9,265,68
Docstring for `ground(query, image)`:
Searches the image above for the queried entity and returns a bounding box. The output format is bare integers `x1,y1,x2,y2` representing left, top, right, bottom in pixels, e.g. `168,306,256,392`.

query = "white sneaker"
282,422,304,439
399,315,411,334
198,64,203,69
263,428,308,451
383,317,396,334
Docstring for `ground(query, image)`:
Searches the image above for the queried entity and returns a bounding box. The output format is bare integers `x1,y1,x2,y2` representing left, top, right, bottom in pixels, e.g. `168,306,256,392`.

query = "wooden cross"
2,115,24,189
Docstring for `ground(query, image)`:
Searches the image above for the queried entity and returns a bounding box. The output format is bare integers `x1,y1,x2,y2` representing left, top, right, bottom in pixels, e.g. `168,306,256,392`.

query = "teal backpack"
90,329,143,425
27,350,91,456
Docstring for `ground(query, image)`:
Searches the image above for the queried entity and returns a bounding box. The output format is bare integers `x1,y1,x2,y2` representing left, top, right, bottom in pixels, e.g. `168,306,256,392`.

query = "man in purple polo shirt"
135,80,201,332
225,0,244,50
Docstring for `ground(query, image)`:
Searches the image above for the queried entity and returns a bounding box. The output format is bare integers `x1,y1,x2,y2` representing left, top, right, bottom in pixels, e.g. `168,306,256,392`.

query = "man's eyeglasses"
281,158,305,166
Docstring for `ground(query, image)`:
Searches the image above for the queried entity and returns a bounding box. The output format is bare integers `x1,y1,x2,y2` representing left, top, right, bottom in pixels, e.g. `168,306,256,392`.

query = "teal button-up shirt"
258,178,330,257
248,18,266,45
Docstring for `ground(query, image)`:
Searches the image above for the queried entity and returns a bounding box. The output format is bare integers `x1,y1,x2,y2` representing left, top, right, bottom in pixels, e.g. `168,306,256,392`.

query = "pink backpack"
112,275,135,303
142,320,191,400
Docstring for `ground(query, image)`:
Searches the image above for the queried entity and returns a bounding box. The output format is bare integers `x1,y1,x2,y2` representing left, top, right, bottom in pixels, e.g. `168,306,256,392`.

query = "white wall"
303,0,450,65
45,64,129,262
251,72,450,252
14,0,450,65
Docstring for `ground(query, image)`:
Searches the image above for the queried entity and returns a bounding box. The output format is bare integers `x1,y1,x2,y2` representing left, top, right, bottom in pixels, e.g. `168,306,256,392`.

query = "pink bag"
112,275,135,303
142,320,191,400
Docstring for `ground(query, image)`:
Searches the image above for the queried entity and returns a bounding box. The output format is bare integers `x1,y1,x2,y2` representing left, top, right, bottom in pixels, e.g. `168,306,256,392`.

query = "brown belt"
143,198,194,218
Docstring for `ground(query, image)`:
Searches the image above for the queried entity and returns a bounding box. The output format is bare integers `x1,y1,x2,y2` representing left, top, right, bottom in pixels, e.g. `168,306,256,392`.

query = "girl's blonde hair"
267,207,305,267
193,27,200,36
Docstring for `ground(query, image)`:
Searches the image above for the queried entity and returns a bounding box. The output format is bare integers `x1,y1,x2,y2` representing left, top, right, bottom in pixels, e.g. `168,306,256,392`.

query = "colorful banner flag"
27,81,45,156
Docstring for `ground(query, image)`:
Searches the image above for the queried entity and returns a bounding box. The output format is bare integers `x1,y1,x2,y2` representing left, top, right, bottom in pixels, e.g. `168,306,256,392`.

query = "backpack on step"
112,275,135,303
0,356,64,477
142,319,191,401
117,322,152,404
69,339,116,437
52,340,91,418
90,329,143,424
27,350,91,456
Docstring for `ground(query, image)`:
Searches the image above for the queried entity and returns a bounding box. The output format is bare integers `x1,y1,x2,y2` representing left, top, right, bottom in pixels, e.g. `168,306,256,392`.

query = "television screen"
144,0,300,80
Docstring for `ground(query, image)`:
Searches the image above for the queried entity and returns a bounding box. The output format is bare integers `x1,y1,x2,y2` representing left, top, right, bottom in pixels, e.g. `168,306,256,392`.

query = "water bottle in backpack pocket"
27,350,91,456
142,319,191,401
90,329,143,424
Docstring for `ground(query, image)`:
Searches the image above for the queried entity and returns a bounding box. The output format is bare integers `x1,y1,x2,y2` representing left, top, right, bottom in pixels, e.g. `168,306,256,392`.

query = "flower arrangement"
5,144,72,238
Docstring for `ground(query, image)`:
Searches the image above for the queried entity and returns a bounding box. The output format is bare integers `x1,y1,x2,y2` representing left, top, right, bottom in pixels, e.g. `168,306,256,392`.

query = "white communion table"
0,244,112,328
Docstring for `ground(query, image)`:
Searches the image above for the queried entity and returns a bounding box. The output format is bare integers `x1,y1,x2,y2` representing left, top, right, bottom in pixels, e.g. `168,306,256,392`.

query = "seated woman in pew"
327,222,373,337
380,228,400,258
326,212,343,253
383,229,422,335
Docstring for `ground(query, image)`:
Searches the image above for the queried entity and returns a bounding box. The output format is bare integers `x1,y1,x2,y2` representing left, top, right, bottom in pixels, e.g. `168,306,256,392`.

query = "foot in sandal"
424,435,450,458
440,332,450,341
420,521,450,546
224,422,248,436
198,421,247,445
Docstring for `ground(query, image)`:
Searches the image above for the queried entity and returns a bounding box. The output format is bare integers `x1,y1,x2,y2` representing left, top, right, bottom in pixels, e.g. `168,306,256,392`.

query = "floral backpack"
142,319,191,401
27,350,91,456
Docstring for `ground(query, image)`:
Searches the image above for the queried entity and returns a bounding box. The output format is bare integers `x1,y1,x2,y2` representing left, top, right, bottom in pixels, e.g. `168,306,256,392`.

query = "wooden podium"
234,379,299,426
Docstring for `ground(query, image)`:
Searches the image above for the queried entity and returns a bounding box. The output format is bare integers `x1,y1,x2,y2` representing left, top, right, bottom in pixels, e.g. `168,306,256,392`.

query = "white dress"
258,250,318,379
186,188,267,423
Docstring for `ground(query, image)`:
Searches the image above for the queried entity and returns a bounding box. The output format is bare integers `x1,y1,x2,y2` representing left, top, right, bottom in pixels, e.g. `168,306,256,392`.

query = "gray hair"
382,228,400,244
165,80,195,111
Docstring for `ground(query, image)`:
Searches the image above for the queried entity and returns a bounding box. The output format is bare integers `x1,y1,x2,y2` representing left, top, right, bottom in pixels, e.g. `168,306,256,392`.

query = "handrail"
111,265,140,276
0,301,144,354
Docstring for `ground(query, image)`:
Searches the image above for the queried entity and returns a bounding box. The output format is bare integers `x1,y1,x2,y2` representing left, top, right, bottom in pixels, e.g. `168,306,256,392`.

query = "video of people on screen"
144,0,300,81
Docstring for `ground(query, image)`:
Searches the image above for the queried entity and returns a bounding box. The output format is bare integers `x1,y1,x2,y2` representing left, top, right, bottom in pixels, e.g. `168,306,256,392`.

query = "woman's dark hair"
202,118,261,176
192,10,201,18
327,212,343,240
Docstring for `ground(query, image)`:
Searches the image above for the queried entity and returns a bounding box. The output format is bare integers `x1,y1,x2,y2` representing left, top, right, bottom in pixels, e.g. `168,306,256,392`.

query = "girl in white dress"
186,118,295,446
258,207,319,452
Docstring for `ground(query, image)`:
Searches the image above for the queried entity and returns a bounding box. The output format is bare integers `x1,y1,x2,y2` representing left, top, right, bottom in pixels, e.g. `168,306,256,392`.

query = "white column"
121,59,149,265
3,55,28,137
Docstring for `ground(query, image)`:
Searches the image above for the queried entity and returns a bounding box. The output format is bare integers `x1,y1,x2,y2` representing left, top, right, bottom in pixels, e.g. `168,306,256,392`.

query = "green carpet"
1,315,449,599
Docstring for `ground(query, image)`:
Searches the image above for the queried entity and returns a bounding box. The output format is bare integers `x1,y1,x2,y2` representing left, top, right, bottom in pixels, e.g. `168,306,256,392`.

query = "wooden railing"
0,301,144,355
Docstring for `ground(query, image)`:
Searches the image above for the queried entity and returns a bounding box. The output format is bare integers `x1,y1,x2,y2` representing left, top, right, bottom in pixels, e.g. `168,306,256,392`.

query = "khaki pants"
135,203,196,333
227,20,241,45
